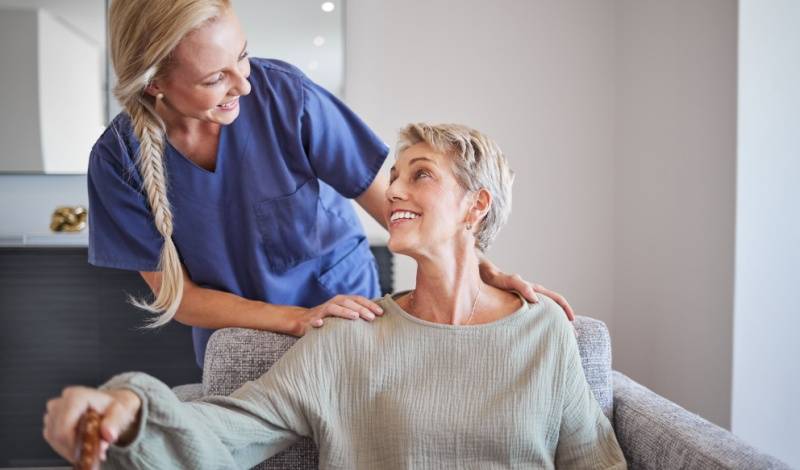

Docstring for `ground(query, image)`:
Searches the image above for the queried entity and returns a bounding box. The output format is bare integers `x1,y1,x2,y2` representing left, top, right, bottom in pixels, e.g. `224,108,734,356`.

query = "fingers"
99,400,131,445
322,295,383,322
339,298,378,321
42,387,111,464
506,274,540,304
347,295,384,316
532,284,575,321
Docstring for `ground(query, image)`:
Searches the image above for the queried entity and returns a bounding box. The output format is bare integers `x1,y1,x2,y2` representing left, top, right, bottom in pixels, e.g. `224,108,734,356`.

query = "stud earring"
466,223,473,231
156,93,164,100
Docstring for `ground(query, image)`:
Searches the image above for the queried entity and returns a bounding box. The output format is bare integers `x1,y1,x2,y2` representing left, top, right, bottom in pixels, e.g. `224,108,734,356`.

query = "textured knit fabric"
103,295,626,469
199,315,615,469
612,371,792,470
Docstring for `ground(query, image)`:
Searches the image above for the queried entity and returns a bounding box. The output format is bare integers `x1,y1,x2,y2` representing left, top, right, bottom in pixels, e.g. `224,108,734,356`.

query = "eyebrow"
410,157,437,166
390,156,438,173
200,40,248,80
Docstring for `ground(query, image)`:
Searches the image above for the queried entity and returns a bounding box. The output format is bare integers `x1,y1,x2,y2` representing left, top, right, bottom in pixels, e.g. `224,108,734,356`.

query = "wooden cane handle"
74,408,102,470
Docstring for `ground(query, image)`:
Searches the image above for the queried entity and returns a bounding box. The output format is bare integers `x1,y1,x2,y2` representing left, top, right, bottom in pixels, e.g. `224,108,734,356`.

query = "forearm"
173,284,304,334
355,171,389,230
102,373,296,469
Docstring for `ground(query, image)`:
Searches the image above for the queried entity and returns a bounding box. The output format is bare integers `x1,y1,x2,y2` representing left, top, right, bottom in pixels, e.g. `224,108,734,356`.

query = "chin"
387,236,414,256
209,108,240,125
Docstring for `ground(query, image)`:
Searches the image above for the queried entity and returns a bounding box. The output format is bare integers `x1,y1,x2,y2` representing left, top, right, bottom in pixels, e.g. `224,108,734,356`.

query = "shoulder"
248,57,309,88
522,294,574,344
90,114,134,162
88,113,140,180
298,297,391,348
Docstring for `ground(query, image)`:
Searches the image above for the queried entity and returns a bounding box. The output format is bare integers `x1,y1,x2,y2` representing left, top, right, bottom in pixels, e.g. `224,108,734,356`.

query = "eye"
414,169,431,180
239,50,249,61
203,74,224,86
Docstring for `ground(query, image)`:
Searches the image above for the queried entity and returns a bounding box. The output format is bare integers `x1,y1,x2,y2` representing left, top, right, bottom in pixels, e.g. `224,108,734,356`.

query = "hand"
286,295,385,336
478,259,575,321
43,386,142,465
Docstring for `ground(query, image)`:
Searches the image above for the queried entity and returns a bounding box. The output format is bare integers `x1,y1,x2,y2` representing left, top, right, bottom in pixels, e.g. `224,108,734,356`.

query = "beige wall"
347,0,738,430
346,0,618,330
612,0,737,428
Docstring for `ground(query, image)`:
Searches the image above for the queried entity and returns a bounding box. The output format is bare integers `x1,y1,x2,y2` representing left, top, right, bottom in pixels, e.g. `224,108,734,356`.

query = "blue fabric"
87,59,388,367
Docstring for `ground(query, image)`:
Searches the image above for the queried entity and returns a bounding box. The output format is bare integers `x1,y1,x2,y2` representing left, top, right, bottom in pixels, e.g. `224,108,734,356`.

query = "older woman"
44,124,625,469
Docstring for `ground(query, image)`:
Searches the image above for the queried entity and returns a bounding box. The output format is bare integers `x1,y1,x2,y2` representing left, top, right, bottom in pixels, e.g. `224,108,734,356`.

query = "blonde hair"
395,123,515,251
109,0,230,327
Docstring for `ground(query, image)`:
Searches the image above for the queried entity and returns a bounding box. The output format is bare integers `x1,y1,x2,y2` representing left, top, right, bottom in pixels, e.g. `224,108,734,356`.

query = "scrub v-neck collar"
166,121,229,175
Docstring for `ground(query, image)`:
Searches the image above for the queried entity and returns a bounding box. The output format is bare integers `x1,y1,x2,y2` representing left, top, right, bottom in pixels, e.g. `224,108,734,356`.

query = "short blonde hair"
396,123,514,251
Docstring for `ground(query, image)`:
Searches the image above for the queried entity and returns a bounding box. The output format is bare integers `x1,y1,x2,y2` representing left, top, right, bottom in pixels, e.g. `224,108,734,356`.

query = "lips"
217,98,238,111
389,209,421,226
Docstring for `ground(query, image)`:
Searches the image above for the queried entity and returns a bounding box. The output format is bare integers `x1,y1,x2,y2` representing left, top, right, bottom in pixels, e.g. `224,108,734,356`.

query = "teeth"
390,211,419,222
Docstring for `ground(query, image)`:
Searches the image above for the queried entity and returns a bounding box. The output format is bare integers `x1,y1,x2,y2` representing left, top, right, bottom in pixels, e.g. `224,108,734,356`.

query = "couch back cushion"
203,314,613,468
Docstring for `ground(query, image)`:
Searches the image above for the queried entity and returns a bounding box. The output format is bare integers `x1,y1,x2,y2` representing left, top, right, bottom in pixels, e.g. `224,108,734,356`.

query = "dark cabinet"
0,247,200,467
0,245,393,467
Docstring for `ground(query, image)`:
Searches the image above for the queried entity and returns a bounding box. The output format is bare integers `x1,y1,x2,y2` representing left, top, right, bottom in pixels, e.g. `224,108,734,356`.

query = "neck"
408,245,484,325
154,100,220,138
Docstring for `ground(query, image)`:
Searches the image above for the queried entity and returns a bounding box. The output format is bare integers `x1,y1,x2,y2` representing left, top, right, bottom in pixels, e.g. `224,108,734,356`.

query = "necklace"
409,283,483,325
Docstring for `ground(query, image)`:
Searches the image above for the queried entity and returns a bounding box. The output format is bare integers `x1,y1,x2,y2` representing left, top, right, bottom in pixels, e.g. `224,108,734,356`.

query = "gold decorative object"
50,206,88,232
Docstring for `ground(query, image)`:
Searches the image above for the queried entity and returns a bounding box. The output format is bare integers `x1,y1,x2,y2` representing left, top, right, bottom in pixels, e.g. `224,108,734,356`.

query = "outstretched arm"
44,331,333,468
44,372,305,469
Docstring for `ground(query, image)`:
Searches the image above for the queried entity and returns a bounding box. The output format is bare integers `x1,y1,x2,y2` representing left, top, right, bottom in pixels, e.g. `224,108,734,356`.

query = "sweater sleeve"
554,319,628,469
100,332,334,469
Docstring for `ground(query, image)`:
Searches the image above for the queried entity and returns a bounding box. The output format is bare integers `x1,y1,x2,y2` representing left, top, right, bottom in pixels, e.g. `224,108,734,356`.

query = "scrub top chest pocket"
254,178,355,273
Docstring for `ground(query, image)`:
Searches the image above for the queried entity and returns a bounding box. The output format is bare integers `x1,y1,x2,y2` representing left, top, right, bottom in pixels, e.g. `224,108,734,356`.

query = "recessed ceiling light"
321,2,335,13
313,36,326,47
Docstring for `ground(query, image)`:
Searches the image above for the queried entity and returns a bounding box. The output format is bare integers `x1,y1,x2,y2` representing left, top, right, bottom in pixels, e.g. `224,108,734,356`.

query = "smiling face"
147,8,251,125
386,142,478,258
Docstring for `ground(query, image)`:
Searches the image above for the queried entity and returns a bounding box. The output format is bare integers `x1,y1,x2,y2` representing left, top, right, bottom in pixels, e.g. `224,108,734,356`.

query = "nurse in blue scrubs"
90,0,573,368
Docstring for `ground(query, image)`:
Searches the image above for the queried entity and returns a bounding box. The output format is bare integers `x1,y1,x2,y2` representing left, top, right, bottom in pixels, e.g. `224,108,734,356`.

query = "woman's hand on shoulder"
478,258,575,321
287,295,384,336
43,386,142,465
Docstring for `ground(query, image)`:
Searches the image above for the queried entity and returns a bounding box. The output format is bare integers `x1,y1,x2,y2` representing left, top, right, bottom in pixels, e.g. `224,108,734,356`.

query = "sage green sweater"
102,294,626,469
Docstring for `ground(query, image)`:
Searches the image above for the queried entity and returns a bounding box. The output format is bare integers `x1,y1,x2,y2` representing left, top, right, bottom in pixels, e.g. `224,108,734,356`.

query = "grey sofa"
174,316,790,470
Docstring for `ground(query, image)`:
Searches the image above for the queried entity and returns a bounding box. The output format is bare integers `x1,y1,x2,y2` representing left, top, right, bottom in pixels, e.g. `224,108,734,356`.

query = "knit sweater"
102,293,626,469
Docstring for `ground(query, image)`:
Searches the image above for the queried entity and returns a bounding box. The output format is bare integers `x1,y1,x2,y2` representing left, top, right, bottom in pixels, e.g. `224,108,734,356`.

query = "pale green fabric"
102,294,626,469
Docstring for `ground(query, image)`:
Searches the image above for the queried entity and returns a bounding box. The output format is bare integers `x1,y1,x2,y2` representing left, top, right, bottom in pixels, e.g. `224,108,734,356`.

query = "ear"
468,188,492,226
143,80,164,99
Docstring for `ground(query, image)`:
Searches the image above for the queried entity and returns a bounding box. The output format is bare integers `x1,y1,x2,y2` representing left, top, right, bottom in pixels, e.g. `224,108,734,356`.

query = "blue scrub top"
87,58,389,367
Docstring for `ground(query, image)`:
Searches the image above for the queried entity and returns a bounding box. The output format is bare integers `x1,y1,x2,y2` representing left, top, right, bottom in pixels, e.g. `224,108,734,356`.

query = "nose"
386,177,408,202
230,63,252,97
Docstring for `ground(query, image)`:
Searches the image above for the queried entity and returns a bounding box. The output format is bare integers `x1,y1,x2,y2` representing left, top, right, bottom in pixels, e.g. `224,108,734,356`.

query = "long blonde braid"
109,0,229,327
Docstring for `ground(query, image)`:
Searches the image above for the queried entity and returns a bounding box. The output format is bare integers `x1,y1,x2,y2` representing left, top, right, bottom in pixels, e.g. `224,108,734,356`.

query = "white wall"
0,9,43,172
0,175,88,236
345,0,618,329
733,1,800,466
38,8,104,173
612,1,738,428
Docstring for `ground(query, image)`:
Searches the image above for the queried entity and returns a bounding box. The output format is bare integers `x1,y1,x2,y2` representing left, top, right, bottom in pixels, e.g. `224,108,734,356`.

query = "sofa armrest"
202,328,299,396
612,371,790,470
